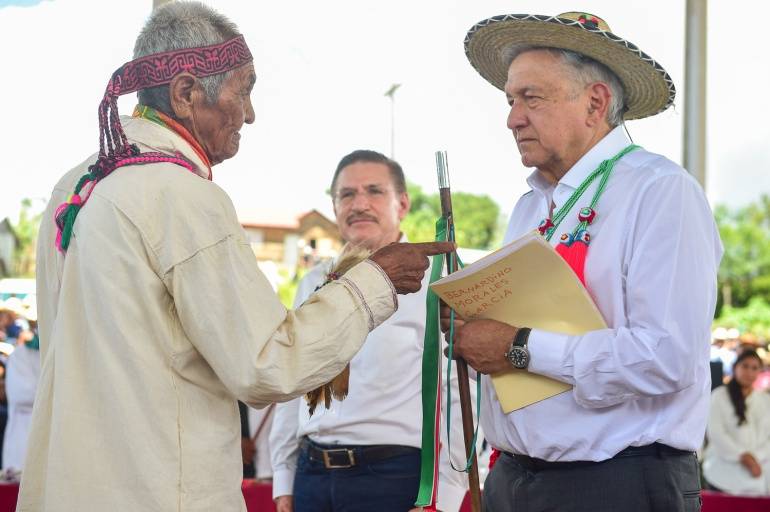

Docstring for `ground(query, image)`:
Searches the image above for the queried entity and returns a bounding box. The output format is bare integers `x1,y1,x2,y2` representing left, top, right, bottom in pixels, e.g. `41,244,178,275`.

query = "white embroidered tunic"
18,117,397,512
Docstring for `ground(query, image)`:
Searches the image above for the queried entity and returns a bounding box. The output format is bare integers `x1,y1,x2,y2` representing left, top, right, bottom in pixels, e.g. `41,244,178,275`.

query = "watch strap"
513,327,531,348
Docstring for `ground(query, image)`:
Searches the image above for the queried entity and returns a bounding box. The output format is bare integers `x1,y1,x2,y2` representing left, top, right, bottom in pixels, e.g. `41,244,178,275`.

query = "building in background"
240,210,342,271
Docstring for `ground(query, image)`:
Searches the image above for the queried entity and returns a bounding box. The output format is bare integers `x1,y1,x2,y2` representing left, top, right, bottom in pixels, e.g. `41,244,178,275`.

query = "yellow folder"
430,231,607,413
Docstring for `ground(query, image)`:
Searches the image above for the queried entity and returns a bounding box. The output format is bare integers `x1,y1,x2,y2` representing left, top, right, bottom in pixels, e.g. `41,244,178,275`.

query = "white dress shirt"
481,126,723,461
270,244,470,511
703,386,770,495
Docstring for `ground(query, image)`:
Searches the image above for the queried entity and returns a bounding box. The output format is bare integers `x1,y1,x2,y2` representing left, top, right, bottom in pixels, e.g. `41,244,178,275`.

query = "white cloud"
0,0,767,226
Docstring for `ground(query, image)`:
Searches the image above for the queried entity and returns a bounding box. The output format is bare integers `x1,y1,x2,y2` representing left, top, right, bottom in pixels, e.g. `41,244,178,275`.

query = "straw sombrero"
464,12,675,120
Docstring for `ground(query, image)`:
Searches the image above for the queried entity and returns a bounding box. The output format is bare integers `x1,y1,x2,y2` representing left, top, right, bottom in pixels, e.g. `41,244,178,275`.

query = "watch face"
508,346,530,369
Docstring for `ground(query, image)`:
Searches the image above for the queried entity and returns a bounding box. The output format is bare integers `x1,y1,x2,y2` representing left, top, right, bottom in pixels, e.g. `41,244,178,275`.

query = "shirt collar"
525,126,631,193
332,232,408,267
120,116,210,180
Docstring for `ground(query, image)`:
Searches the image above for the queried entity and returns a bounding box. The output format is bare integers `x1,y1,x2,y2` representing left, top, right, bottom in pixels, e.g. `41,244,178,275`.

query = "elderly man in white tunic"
17,3,451,511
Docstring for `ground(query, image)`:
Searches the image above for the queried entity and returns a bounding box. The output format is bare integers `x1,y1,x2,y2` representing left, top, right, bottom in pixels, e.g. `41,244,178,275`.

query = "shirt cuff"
436,481,469,512
271,468,295,499
526,329,574,384
335,260,398,330
362,259,398,308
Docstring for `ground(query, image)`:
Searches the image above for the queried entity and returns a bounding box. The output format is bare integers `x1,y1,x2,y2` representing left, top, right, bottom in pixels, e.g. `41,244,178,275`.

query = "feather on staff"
304,244,371,416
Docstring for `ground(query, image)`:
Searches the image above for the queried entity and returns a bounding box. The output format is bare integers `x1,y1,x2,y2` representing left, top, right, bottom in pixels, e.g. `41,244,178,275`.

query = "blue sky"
0,0,48,8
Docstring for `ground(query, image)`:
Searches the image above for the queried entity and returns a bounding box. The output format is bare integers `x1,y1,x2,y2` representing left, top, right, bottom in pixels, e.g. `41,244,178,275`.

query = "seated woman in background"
703,350,770,495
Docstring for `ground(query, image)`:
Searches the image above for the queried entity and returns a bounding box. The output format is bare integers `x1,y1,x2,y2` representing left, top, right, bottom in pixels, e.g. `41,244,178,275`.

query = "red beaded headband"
112,34,253,96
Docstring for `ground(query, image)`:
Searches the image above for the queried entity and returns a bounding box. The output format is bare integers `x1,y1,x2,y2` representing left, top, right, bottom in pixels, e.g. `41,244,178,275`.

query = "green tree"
401,182,501,249
11,198,45,277
716,296,770,340
715,197,770,311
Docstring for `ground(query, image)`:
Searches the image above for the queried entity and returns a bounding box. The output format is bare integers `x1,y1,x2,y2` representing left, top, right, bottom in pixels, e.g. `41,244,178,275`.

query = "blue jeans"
293,442,421,512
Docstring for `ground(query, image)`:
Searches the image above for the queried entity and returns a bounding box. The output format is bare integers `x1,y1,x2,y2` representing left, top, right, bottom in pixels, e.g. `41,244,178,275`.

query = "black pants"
484,449,702,512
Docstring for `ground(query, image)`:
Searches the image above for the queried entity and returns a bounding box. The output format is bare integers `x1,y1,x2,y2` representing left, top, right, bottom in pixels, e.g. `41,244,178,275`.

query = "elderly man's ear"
585,82,612,127
169,72,204,121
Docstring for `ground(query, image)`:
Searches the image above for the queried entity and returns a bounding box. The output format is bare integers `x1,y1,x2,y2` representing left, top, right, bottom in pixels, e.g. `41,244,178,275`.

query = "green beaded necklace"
537,144,640,285
539,144,640,241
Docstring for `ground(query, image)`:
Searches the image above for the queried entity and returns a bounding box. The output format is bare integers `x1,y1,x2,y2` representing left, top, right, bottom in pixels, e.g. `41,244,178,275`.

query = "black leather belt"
301,438,419,469
508,442,694,472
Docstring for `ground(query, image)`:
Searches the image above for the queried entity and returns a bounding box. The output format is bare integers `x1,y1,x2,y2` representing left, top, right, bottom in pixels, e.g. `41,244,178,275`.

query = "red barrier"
0,485,16,512
2,482,769,511
242,480,276,512
701,489,770,512
457,489,770,512
0,481,277,511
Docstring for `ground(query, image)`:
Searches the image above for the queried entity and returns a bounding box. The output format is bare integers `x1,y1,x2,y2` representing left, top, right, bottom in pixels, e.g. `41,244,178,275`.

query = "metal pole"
391,97,395,159
436,151,483,512
683,0,707,189
384,84,401,159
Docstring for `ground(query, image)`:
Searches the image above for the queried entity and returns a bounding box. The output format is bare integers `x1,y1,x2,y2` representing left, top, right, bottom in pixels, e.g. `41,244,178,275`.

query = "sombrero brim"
464,14,675,120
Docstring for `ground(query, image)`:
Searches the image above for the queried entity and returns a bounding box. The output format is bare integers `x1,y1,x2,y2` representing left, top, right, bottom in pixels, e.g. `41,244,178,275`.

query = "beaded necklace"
537,144,640,284
133,104,212,177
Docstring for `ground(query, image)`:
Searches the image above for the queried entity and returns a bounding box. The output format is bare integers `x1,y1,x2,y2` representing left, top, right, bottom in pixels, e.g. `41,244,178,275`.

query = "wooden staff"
436,151,482,512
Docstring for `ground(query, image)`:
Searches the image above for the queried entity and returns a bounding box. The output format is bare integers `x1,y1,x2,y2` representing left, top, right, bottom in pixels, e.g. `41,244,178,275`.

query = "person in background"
240,401,274,480
0,362,6,469
703,350,770,495
270,150,469,512
2,310,40,471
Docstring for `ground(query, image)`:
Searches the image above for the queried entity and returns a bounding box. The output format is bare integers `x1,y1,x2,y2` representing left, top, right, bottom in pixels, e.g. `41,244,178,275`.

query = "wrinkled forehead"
228,63,257,87
504,49,574,93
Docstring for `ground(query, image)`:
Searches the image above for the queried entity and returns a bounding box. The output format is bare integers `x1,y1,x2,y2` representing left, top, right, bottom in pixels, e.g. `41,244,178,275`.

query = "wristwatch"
505,327,531,369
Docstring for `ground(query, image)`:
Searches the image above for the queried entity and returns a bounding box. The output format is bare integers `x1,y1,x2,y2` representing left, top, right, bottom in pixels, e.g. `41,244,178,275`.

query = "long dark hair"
726,349,762,426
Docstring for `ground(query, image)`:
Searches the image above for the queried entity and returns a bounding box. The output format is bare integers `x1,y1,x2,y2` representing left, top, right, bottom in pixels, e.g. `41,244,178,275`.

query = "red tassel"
488,448,501,470
556,236,589,285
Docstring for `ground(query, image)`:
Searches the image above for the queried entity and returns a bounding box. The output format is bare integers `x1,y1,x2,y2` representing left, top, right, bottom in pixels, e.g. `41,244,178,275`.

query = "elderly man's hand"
369,242,455,294
451,319,518,375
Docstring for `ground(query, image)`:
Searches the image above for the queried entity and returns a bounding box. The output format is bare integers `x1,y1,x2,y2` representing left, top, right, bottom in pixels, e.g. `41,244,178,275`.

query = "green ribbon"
415,216,482,508
443,253,482,472
416,216,448,507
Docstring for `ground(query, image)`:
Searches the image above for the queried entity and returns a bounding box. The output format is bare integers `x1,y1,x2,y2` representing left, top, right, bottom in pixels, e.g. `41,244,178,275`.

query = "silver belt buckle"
322,448,356,469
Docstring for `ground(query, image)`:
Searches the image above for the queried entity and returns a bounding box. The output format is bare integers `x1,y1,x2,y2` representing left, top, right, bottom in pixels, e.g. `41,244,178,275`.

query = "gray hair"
133,1,241,117
503,46,626,127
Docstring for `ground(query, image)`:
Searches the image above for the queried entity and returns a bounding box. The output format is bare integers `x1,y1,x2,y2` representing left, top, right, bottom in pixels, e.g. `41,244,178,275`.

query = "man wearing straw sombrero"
444,11,723,511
